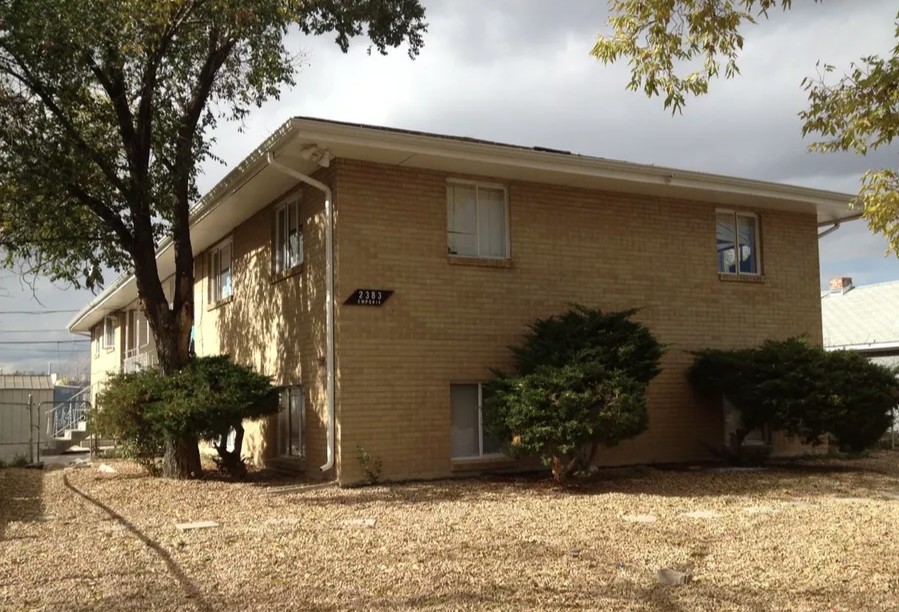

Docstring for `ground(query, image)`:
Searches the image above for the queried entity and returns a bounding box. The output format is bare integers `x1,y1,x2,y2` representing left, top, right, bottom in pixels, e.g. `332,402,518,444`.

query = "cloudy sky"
1,0,897,374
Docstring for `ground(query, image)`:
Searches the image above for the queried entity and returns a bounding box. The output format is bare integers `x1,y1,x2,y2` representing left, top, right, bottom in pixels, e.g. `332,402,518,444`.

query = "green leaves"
94,355,281,476
592,1,898,258
484,306,664,481
689,338,897,452
0,0,427,291
591,0,790,113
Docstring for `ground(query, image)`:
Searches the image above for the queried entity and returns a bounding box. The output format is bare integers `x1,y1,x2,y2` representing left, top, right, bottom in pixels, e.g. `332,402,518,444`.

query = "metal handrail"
123,347,158,373
44,386,93,439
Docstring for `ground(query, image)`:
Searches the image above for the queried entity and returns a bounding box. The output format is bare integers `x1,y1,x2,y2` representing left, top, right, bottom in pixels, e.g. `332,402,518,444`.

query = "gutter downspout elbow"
817,222,841,239
266,152,335,474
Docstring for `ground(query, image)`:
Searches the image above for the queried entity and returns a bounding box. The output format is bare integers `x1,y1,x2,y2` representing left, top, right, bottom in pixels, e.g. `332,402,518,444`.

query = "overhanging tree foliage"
591,1,899,256
483,306,664,483
0,0,426,477
93,355,280,478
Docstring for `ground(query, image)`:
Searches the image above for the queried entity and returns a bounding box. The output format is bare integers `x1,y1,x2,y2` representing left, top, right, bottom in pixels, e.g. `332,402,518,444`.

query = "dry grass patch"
1,453,899,611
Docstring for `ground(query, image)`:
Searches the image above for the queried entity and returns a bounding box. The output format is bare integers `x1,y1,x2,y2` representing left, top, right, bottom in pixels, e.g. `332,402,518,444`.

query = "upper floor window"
103,316,116,350
274,199,303,274
447,182,508,259
716,210,760,275
209,240,233,303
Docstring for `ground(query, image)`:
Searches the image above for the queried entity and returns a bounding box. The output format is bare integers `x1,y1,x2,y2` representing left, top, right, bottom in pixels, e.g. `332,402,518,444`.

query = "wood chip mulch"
2,452,899,611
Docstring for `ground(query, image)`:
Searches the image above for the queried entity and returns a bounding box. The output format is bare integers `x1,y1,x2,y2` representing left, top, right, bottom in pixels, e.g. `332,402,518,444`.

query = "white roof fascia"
70,117,858,333
289,118,857,223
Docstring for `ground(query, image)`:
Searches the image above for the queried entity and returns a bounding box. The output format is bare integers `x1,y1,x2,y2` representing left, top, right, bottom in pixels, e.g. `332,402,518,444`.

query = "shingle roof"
821,280,899,349
0,375,54,390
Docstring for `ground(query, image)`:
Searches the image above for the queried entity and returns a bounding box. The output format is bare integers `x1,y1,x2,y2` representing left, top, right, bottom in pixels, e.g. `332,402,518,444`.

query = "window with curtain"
716,211,760,275
450,383,502,459
103,316,116,349
209,240,233,303
447,183,508,258
274,199,303,273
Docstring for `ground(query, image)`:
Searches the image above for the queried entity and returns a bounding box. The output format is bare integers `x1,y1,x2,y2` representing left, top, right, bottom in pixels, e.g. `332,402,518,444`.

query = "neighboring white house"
822,276,899,446
821,277,899,369
0,375,54,462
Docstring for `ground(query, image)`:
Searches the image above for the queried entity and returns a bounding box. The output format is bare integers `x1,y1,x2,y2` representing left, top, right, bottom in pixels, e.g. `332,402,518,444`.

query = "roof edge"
67,120,299,332
289,116,857,215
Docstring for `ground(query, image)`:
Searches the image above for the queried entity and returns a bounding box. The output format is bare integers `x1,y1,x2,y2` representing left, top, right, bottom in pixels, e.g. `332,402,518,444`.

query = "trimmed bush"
91,369,167,474
94,355,280,478
689,337,898,458
483,306,664,482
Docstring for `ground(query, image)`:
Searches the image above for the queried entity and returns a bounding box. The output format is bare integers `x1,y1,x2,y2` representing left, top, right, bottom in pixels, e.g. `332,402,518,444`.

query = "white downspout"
266,152,335,474
817,222,841,239
817,213,863,239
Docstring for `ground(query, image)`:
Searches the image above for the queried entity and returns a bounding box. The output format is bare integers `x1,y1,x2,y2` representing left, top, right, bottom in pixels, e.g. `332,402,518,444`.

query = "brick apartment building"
69,118,854,484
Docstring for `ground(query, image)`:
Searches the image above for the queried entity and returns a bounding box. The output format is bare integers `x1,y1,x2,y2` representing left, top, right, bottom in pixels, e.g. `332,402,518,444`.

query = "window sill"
207,295,234,311
451,455,512,472
447,255,514,269
718,273,764,284
271,263,304,285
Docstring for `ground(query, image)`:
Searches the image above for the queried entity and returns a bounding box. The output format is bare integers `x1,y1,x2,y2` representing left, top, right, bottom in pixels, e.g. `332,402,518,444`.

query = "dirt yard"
2,453,899,611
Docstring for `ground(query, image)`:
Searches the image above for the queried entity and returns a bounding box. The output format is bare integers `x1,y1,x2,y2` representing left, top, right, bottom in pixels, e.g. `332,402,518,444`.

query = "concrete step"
54,428,89,442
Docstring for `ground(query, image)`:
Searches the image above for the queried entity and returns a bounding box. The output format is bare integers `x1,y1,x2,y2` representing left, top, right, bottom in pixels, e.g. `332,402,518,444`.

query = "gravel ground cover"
2,452,899,611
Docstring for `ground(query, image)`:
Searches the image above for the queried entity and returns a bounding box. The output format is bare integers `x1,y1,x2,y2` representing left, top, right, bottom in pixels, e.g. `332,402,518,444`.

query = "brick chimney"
829,276,854,295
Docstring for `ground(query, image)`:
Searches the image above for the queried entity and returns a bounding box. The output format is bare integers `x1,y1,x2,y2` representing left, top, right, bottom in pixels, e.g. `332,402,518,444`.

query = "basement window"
447,182,509,259
716,210,760,275
450,383,502,459
208,239,233,303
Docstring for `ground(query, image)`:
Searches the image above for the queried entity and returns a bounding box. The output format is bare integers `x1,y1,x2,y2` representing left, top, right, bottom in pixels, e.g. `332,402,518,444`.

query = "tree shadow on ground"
61,473,213,612
0,467,44,541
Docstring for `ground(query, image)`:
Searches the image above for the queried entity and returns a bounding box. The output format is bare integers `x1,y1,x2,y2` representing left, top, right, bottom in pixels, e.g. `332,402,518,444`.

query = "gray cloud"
3,0,898,370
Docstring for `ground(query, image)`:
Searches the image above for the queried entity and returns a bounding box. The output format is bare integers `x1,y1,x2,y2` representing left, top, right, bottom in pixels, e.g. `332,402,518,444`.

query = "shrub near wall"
94,356,280,478
689,337,898,458
483,306,664,482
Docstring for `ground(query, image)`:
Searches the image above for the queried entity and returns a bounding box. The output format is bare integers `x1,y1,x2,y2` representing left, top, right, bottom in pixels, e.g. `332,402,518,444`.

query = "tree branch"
0,46,131,198
64,183,134,253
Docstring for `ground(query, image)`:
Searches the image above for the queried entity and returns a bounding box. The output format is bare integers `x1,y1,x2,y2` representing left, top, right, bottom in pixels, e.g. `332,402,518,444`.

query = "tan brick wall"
332,159,823,484
192,169,334,475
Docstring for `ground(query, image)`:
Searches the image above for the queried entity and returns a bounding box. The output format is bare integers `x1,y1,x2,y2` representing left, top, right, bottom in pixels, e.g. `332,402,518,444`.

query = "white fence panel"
0,389,53,462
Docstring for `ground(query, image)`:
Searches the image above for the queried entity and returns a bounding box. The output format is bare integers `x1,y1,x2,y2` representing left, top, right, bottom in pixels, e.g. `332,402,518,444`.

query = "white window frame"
450,382,504,460
102,316,116,350
446,179,510,259
208,239,233,303
94,326,100,357
129,309,150,350
278,386,305,457
274,199,303,274
166,276,176,311
716,209,761,276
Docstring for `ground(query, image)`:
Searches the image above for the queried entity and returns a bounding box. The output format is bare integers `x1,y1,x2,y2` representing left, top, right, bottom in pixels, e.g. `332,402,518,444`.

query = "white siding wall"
0,388,54,461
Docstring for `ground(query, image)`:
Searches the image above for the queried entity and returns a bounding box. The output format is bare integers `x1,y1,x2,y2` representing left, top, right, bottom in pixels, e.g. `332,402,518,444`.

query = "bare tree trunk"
162,437,202,479
213,424,247,479
729,428,749,465
132,223,198,479
551,454,582,484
